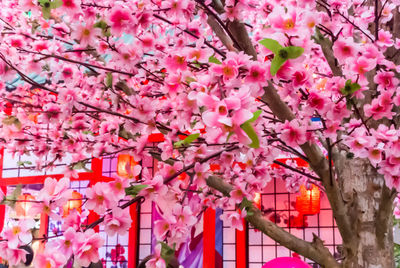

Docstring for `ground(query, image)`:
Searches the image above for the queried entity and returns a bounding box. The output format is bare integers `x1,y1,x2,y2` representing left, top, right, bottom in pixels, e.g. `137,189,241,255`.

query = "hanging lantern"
62,191,82,217
117,154,137,178
15,193,35,218
295,185,320,215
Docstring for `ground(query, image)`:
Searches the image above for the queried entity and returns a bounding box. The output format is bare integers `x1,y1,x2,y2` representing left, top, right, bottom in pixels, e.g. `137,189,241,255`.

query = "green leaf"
42,7,51,19
106,73,113,88
238,110,262,148
247,110,262,123
259,38,283,54
160,242,176,265
125,185,148,197
72,161,86,170
340,79,361,96
285,46,304,59
270,55,286,76
94,20,110,36
50,0,63,8
208,56,222,64
174,133,200,147
185,76,197,84
94,20,108,30
240,122,259,148
3,185,23,208
38,0,63,19
17,161,32,167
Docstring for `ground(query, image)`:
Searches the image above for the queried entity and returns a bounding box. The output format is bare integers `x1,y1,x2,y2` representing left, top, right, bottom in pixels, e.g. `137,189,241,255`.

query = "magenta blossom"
278,120,307,147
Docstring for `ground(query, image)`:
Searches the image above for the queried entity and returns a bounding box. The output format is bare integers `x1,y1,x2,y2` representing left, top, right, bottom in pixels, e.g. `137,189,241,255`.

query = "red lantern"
63,191,82,217
117,154,137,178
295,185,320,215
15,193,35,218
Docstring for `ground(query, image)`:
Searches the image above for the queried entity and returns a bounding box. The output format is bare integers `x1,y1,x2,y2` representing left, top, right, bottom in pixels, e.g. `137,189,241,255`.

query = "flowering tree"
0,0,400,267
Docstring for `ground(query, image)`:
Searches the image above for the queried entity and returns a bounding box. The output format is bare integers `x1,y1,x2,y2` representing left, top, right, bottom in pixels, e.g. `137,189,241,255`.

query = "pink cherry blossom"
154,217,176,240
377,30,393,48
71,21,101,47
140,175,168,200
74,229,104,267
352,56,376,76
2,219,35,249
103,207,132,236
246,63,268,84
211,59,239,82
220,210,247,231
278,120,307,147
146,244,167,268
108,5,134,36
332,38,358,63
364,91,394,120
109,177,130,200
35,246,68,268
85,182,118,214
55,227,76,258
0,241,27,266
374,71,399,91
172,204,197,227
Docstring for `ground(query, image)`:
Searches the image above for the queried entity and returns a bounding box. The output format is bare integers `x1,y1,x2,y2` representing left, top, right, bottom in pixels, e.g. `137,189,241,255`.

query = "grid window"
247,178,342,267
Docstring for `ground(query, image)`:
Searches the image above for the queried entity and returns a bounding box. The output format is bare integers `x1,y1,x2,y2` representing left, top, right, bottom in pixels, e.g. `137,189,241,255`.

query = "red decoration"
147,133,165,143
15,193,35,218
287,214,308,229
117,154,137,178
62,191,82,217
253,192,261,210
295,185,320,215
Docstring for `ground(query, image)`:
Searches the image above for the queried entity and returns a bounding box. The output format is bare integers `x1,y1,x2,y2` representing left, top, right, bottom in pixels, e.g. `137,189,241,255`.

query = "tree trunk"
339,158,395,268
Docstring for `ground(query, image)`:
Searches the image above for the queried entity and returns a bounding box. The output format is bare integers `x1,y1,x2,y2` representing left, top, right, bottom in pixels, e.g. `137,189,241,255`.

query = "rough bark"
338,158,395,268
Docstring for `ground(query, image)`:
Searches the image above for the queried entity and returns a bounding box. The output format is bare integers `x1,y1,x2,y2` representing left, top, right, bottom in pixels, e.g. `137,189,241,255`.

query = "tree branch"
209,2,355,258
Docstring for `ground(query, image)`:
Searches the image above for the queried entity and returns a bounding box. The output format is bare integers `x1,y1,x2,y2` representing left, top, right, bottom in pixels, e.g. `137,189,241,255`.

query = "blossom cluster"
1,0,400,266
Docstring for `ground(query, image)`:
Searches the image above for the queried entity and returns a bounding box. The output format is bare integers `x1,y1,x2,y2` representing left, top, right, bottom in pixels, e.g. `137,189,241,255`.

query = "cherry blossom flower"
0,242,28,266
154,217,176,240
55,227,76,258
377,30,393,48
352,56,376,76
278,120,307,147
108,5,134,36
220,210,247,231
211,59,239,82
332,38,358,64
2,219,35,249
104,207,132,236
146,244,166,268
109,177,130,200
35,245,68,267
74,229,104,267
71,21,101,47
85,182,118,214
172,204,197,227
374,71,399,91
